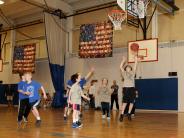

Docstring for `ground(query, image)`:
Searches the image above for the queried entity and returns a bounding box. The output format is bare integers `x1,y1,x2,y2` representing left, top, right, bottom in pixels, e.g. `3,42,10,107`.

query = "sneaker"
102,115,106,119
128,114,132,121
79,114,83,118
18,121,22,126
119,114,124,122
131,114,135,118
76,121,83,128
64,116,67,121
72,123,78,128
35,120,41,126
23,116,28,123
107,117,111,120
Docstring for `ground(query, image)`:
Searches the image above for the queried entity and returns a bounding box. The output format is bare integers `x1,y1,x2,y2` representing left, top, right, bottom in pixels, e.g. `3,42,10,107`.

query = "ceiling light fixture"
0,0,4,5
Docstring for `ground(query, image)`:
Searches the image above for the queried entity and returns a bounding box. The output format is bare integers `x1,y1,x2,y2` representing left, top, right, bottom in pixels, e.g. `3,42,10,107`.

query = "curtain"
44,12,66,107
0,84,7,104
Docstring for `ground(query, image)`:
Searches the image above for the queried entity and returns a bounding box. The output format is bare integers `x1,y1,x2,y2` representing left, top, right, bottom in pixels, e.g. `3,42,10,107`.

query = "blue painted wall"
135,78,178,110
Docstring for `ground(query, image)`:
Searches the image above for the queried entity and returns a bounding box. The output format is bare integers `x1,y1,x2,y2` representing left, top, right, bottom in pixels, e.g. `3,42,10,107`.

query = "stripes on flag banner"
79,21,113,58
12,44,36,73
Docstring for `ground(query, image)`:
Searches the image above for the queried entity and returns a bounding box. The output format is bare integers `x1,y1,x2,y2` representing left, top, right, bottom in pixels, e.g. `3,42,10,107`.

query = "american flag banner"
79,21,113,58
12,44,36,73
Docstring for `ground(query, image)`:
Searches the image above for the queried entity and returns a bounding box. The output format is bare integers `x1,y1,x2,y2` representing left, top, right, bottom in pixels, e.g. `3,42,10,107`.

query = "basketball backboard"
117,0,179,28
128,39,158,63
117,0,126,11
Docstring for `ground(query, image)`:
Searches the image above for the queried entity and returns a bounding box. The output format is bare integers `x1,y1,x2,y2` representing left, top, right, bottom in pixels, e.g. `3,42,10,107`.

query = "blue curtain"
0,84,18,105
0,84,7,104
49,63,65,107
44,12,66,108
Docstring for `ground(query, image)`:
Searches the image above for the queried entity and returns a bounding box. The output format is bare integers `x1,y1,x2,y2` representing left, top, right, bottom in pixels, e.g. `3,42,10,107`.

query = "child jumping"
119,56,138,122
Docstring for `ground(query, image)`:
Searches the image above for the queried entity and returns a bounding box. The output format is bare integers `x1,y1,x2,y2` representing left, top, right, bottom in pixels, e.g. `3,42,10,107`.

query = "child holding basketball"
98,78,113,120
119,56,138,122
69,73,90,128
24,72,47,126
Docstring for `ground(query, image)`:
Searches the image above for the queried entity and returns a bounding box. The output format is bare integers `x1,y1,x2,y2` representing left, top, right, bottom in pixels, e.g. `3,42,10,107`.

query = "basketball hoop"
136,0,151,19
138,55,144,60
108,10,127,30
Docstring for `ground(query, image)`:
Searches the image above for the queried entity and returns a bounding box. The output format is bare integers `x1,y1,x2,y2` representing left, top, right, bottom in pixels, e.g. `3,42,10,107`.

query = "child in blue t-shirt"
17,73,31,125
24,72,47,125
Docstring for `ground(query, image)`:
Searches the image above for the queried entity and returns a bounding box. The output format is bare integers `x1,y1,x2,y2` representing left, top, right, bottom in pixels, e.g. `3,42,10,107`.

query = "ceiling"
0,0,115,19
62,0,115,11
0,0,181,29
0,0,115,28
0,0,42,28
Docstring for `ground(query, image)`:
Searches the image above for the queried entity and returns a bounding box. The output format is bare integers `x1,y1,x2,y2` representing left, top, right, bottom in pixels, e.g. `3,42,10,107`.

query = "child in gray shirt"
69,73,90,128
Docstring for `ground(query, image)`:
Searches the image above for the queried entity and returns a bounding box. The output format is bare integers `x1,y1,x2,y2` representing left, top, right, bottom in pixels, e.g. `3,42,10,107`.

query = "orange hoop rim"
108,9,127,15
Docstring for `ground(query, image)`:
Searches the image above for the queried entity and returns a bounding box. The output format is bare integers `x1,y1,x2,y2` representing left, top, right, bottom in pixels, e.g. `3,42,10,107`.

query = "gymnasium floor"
0,107,183,138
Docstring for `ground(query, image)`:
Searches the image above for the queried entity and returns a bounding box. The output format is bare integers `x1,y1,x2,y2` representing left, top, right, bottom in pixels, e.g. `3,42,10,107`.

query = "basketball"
130,43,139,52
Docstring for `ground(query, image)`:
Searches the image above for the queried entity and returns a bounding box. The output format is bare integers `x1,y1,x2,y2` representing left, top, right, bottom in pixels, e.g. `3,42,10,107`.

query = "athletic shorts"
30,100,41,109
122,87,136,103
72,104,80,111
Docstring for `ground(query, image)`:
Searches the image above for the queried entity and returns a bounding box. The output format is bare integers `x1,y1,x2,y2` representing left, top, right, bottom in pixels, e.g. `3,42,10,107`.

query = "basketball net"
131,51,145,61
136,0,151,19
108,10,127,30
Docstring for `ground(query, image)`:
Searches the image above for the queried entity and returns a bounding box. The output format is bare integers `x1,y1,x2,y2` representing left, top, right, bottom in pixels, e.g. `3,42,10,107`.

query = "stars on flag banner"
12,44,36,73
79,21,113,58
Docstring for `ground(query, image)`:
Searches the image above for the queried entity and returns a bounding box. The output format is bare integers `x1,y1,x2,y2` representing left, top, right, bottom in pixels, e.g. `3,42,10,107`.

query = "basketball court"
0,0,183,138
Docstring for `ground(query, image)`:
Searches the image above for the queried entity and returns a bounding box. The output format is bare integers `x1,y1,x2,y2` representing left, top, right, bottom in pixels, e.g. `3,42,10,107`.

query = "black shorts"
122,87,136,103
30,100,41,109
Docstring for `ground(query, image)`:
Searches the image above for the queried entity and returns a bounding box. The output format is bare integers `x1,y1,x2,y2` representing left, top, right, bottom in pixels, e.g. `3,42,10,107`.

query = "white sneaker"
23,116,28,123
107,117,111,120
102,115,106,119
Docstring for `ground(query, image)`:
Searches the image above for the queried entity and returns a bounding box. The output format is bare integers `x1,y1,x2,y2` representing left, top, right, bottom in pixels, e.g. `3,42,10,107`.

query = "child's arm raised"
133,56,138,73
120,56,126,73
85,67,95,81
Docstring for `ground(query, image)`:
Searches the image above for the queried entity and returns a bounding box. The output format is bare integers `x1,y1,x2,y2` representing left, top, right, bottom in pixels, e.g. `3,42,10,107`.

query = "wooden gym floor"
0,106,184,138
